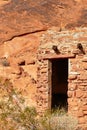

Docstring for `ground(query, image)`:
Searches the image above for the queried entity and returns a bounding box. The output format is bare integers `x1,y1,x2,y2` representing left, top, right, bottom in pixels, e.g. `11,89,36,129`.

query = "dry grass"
37,109,78,130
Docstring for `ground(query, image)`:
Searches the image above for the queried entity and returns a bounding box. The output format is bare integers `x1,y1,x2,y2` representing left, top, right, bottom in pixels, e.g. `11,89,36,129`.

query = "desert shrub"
1,58,10,66
0,78,38,130
37,108,78,130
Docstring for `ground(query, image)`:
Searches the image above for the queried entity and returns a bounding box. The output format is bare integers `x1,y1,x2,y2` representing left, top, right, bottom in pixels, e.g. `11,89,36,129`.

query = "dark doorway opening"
51,58,68,111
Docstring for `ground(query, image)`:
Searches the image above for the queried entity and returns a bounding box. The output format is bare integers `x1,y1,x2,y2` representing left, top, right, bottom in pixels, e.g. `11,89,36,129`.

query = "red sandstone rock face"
0,0,87,107
0,0,87,44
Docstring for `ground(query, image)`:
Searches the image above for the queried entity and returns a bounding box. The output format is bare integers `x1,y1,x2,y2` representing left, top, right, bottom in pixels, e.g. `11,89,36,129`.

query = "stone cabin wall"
37,27,87,129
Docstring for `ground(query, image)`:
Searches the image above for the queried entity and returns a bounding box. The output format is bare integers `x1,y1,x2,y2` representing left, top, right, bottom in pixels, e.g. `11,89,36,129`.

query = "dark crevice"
4,28,47,43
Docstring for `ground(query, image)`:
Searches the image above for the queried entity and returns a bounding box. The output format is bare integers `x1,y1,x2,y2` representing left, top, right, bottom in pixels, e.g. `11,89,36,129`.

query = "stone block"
68,74,77,80
83,92,87,98
79,117,86,124
68,98,78,106
77,110,84,117
68,84,77,91
83,126,87,130
79,86,87,91
83,111,87,115
82,105,87,111
76,90,83,98
82,57,87,62
78,74,87,80
68,91,73,98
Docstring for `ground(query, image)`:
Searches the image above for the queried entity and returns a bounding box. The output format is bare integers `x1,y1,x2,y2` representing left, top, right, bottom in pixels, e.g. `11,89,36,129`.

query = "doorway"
51,58,68,110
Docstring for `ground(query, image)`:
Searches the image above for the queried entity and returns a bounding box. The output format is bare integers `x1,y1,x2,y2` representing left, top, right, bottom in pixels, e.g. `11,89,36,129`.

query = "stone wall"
37,27,87,129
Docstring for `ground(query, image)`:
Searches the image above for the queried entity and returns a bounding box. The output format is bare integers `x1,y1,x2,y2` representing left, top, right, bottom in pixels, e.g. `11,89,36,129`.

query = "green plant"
1,58,10,66
0,78,38,130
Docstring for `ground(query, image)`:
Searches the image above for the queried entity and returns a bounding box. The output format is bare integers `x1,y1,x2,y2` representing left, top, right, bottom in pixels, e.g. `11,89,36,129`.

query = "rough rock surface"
0,0,87,44
0,0,87,107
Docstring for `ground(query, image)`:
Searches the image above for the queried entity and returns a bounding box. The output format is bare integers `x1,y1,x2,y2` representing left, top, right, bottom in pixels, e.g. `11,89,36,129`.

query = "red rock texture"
0,0,87,44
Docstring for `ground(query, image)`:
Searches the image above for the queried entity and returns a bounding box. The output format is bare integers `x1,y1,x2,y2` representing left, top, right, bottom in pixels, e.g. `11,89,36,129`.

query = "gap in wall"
51,58,68,111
